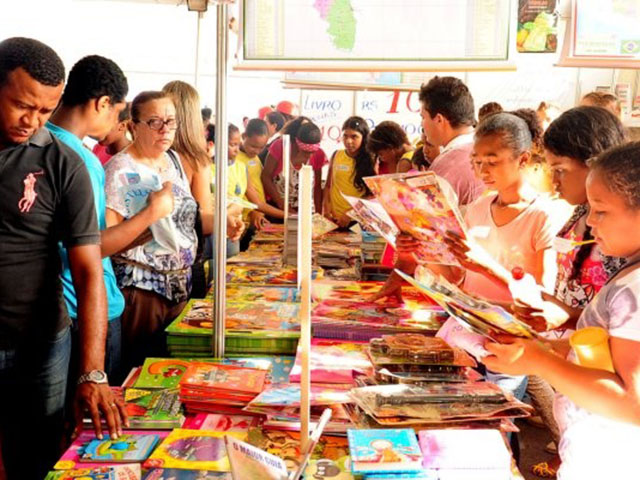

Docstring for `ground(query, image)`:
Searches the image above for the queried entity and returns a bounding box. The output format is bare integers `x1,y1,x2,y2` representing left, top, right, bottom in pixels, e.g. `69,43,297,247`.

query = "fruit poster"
517,0,558,53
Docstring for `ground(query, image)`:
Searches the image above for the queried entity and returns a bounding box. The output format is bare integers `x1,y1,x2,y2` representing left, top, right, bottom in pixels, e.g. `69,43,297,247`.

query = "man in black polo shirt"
0,37,126,480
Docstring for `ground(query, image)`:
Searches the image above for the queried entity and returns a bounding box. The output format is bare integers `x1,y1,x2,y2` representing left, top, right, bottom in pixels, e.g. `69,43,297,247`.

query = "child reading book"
237,119,285,230
366,121,414,175
484,142,640,479
323,116,376,227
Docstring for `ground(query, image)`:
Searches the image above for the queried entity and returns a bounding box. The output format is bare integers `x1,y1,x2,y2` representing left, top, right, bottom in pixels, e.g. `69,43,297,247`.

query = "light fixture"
187,0,208,12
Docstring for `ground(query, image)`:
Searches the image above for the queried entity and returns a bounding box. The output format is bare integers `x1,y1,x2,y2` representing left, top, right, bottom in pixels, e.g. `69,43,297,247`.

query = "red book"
179,362,267,395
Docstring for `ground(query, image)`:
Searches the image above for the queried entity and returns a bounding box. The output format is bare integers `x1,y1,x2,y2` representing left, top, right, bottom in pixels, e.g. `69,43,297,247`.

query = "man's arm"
68,244,128,439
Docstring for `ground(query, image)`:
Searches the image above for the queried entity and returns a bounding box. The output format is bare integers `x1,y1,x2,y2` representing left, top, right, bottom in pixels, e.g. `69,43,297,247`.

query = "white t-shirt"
462,192,561,303
554,261,640,479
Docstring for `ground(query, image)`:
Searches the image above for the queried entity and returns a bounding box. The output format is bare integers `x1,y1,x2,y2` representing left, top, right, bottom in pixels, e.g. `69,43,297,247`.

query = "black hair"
342,116,375,194
418,76,475,128
228,123,240,138
478,102,503,122
545,106,627,281
475,112,534,156
411,148,430,170
205,123,216,143
265,111,286,132
0,37,64,87
245,118,268,138
201,107,212,123
366,121,409,155
61,55,128,107
590,142,640,209
131,91,170,122
543,106,626,164
118,102,131,123
281,116,321,145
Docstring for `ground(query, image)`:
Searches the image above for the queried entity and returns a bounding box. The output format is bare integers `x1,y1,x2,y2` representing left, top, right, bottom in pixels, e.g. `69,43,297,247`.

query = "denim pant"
0,327,71,480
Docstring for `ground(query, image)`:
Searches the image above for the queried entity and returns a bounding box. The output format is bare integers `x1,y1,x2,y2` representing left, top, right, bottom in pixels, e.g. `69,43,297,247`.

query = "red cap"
258,105,273,120
511,267,524,280
276,100,296,116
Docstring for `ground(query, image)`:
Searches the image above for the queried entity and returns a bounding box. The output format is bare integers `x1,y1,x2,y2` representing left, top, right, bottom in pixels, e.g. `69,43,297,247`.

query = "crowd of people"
1,36,640,480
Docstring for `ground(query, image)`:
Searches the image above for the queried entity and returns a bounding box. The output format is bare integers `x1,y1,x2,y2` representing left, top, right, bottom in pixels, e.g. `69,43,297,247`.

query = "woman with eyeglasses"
104,90,198,371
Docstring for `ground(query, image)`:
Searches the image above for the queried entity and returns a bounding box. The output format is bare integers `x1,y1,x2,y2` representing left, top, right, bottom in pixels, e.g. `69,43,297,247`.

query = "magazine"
347,429,423,474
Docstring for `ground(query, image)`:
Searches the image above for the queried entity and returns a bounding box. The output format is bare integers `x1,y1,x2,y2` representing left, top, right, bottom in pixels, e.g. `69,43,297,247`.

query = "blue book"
347,429,423,475
79,433,160,462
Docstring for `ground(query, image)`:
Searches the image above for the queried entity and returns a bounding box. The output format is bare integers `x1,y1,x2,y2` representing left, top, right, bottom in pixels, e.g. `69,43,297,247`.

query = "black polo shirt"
0,128,100,347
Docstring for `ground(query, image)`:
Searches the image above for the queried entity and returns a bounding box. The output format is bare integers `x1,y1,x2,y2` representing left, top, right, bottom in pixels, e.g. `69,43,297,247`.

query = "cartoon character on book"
82,435,138,460
356,439,422,465
167,436,226,461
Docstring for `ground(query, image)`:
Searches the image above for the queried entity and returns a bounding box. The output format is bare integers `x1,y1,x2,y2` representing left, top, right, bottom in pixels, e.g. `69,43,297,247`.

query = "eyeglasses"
135,118,178,131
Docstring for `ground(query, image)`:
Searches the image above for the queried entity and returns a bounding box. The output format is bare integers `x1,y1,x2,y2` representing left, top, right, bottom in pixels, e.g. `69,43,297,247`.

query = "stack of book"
178,362,268,414
314,240,362,281
284,213,299,266
361,230,387,265
244,383,353,434
165,298,301,357
366,334,479,385
347,382,533,430
348,428,426,479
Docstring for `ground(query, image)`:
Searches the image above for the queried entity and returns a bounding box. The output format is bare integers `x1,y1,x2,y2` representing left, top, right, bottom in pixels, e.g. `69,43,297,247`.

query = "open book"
361,171,467,265
395,268,539,340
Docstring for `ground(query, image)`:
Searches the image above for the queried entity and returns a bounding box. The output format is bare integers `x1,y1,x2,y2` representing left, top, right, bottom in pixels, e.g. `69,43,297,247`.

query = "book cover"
289,339,373,384
225,435,288,480
364,172,466,266
55,431,170,470
182,413,261,431
312,213,339,239
418,429,511,476
180,363,267,394
79,434,160,463
134,358,191,389
225,286,300,303
246,427,350,473
306,458,354,480
45,465,141,480
347,429,423,474
144,429,246,471
143,469,231,479
343,195,399,247
122,388,184,429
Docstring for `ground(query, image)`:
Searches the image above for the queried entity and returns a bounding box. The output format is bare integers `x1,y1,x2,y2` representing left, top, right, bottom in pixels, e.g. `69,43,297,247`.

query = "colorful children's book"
418,429,511,479
144,429,246,471
78,434,160,463
396,267,539,339
347,429,423,474
55,431,170,470
122,388,184,429
182,413,261,431
143,469,231,479
246,427,350,474
180,362,267,395
224,286,300,303
343,195,400,247
225,435,289,480
312,213,340,239
45,465,141,480
289,339,373,384
134,358,191,389
364,171,466,265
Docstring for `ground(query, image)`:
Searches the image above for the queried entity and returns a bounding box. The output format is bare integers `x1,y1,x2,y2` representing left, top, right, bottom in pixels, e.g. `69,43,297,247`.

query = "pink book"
289,339,373,384
181,413,262,431
419,429,511,476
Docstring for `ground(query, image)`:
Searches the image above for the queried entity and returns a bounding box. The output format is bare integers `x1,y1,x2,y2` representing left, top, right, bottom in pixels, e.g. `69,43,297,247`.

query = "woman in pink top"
262,116,327,213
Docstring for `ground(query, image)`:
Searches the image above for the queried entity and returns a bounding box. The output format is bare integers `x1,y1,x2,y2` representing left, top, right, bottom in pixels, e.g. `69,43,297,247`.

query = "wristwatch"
77,370,109,385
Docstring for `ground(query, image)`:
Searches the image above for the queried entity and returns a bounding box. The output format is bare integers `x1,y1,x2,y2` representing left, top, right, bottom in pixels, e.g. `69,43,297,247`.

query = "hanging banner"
356,91,423,143
517,0,558,53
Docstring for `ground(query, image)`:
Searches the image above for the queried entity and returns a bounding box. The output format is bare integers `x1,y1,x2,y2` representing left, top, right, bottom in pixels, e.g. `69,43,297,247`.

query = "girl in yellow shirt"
323,116,376,227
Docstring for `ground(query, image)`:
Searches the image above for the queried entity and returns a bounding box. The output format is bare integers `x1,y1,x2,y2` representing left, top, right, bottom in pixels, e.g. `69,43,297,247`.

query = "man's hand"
147,182,174,222
73,383,128,440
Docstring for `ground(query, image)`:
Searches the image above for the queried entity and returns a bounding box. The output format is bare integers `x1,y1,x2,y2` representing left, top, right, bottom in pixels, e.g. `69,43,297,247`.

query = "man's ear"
96,95,111,113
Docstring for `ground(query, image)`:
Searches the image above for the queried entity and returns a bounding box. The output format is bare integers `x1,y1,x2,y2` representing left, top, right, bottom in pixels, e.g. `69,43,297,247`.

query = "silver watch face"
88,370,107,383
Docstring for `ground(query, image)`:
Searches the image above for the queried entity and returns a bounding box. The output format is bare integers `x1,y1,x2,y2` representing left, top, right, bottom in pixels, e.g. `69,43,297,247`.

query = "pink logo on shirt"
18,170,44,213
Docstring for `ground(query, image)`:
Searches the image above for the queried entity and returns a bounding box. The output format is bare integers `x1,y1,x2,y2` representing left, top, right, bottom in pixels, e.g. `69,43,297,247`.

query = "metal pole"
194,11,203,89
212,2,229,358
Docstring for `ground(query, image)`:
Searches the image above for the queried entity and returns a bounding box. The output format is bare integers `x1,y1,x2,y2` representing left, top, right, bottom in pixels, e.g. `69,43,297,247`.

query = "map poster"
517,0,558,53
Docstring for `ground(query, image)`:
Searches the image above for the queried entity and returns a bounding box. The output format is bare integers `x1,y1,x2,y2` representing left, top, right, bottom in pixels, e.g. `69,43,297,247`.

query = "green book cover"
134,358,191,389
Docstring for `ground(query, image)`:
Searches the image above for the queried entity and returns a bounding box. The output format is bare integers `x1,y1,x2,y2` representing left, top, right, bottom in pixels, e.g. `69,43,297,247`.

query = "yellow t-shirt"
329,149,368,219
227,158,247,200
236,150,266,203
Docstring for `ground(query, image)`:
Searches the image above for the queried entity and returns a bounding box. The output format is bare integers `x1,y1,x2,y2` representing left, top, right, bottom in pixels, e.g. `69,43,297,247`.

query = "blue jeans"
105,316,122,382
0,326,71,480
